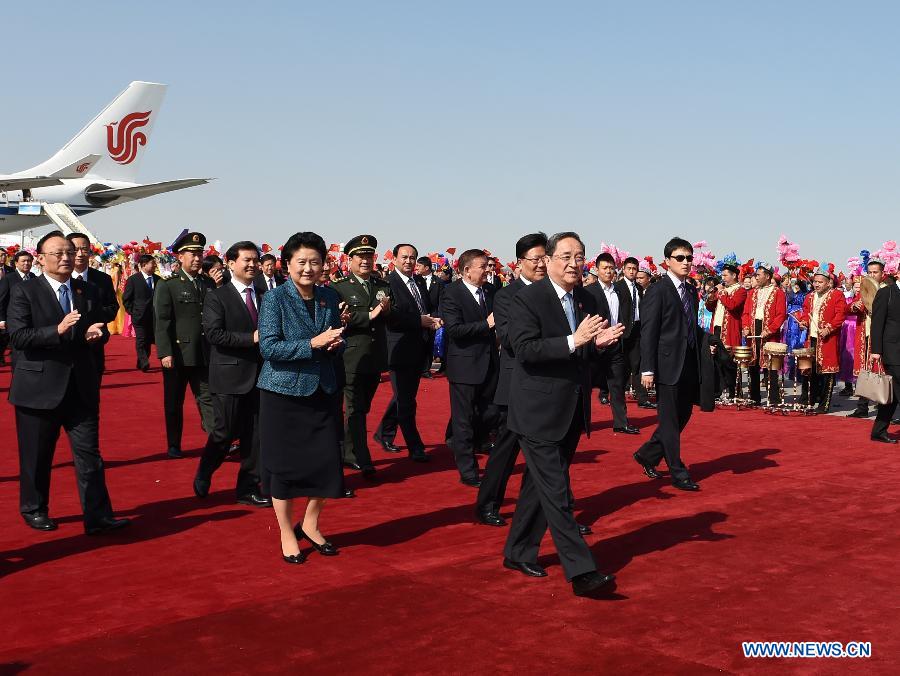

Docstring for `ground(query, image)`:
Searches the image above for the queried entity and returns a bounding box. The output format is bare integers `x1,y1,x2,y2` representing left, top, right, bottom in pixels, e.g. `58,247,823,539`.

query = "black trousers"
598,350,629,428
197,390,262,497
449,377,498,481
635,353,697,481
343,371,380,467
15,378,114,527
872,363,900,436
376,366,425,454
622,323,650,403
476,406,520,514
162,364,215,451
748,320,780,404
712,326,738,397
0,329,8,363
133,321,154,369
504,401,596,581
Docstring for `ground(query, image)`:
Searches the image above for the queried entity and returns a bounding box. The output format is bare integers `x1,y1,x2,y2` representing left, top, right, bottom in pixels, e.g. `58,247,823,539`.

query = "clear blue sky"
4,1,899,267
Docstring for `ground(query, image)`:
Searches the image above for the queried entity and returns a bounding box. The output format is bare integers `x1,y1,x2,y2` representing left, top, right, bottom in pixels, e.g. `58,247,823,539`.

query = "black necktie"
478,287,487,317
631,282,637,322
679,282,696,347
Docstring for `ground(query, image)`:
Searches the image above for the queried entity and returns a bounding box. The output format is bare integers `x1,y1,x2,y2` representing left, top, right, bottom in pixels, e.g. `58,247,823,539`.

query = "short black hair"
281,231,327,269
722,264,740,275
546,231,585,257
36,230,67,253
137,254,154,267
867,260,885,271
12,250,34,262
595,252,616,267
515,232,548,259
458,248,488,272
664,237,693,259
393,243,418,258
201,255,223,274
622,256,639,268
417,256,432,267
65,232,91,246
225,240,260,262
259,253,277,265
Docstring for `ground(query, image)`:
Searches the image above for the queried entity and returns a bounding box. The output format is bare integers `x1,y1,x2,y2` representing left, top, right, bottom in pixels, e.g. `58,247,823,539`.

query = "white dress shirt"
44,275,74,312
598,281,620,325
71,267,89,282
231,278,258,311
548,277,577,354
462,279,485,305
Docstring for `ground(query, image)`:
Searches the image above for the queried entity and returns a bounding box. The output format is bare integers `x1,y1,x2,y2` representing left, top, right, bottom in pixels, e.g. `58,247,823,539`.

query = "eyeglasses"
669,254,694,263
551,254,586,266
41,250,76,259
520,256,546,265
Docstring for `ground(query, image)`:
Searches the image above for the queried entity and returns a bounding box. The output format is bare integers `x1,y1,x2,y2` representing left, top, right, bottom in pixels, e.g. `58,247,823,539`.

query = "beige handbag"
856,362,893,405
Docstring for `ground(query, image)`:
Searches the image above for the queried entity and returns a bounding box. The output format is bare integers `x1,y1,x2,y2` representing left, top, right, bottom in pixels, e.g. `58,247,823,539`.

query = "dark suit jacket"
254,273,285,295
639,274,702,386
506,278,602,440
202,283,264,395
493,277,525,406
584,282,627,356
123,272,161,325
870,281,900,365
0,271,32,324
78,268,119,324
384,271,432,368
614,278,643,340
420,275,444,316
441,280,497,385
6,276,109,410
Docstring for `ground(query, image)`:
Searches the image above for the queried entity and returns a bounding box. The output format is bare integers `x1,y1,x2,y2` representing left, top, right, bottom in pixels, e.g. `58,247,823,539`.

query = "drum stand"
718,357,755,409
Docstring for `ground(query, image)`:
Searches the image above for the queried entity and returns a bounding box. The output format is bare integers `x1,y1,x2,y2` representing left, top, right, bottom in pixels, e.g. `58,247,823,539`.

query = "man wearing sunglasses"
634,237,703,491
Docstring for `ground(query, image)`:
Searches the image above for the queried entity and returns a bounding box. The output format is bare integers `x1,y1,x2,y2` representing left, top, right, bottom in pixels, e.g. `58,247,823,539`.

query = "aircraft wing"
85,178,212,202
51,154,102,179
0,176,63,191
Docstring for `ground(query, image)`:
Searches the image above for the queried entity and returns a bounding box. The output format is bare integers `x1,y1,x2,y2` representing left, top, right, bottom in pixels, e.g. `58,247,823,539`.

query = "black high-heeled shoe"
282,550,306,565
294,526,339,556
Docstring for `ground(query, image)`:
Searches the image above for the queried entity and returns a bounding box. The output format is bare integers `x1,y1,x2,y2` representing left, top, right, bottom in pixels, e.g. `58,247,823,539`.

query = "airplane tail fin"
24,81,167,182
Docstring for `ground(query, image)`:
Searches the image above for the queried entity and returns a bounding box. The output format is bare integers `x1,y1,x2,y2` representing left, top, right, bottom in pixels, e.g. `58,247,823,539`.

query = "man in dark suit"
332,235,392,476
476,233,547,526
617,256,655,409
123,254,161,371
155,231,216,459
441,249,500,486
633,237,703,491
7,230,130,534
375,243,439,462
254,253,285,294
193,241,271,505
0,250,36,365
67,233,120,381
416,256,443,377
584,252,640,435
502,231,623,596
869,276,900,442
484,257,502,293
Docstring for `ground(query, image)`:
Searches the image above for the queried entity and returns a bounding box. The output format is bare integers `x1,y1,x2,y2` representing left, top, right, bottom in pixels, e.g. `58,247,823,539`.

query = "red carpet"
0,336,895,674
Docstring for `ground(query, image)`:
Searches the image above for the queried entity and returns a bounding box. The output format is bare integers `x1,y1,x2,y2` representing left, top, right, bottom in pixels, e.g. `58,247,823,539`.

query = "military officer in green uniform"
331,234,391,477
155,231,216,458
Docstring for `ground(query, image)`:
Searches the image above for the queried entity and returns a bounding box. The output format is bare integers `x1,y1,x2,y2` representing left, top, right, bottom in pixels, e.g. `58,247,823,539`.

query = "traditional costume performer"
797,266,847,413
706,263,746,398
741,261,787,405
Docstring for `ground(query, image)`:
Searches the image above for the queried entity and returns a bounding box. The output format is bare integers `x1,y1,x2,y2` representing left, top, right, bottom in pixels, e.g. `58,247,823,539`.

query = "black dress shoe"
599,396,610,405
422,371,434,379
85,517,131,535
22,513,58,531
167,447,183,459
672,477,700,491
237,493,273,507
633,452,661,479
193,477,210,498
847,409,869,418
409,451,430,463
343,488,356,498
295,527,339,556
613,425,640,435
838,385,854,397
460,476,482,487
577,523,593,536
477,511,507,527
871,432,898,444
343,461,362,471
503,558,547,577
637,401,657,410
572,571,616,597
373,434,402,453
282,551,306,565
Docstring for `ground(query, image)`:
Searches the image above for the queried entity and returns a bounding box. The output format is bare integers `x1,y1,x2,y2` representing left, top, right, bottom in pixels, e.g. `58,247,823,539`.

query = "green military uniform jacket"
154,269,215,367
331,274,390,374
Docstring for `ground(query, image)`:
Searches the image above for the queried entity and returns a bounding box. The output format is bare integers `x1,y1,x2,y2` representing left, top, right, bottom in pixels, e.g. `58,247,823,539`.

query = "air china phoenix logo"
76,162,91,173
106,110,151,164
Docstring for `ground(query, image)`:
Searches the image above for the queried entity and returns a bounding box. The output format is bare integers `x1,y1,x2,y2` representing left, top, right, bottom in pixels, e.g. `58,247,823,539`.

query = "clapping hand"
57,310,81,335
594,321,625,348
312,326,344,351
84,322,105,343
572,314,605,348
